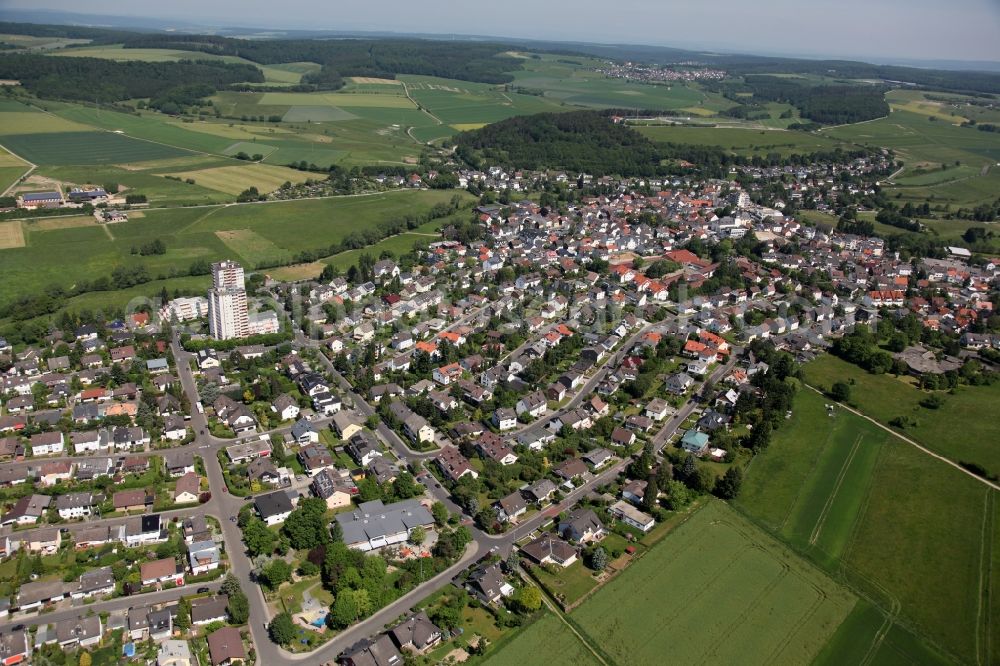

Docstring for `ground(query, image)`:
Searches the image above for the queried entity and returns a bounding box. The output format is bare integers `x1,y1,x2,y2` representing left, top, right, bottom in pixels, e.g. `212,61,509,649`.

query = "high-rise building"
208,261,249,340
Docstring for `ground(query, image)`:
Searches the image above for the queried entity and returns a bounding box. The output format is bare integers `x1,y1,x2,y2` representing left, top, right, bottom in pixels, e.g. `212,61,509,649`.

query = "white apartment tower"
208,260,249,340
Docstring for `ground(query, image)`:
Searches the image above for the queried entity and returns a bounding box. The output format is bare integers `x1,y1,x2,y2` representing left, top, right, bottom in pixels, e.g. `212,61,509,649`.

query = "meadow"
803,354,1000,478
736,386,997,665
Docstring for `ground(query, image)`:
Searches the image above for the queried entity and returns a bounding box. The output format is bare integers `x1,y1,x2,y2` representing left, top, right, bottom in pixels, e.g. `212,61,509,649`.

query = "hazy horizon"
2,0,999,64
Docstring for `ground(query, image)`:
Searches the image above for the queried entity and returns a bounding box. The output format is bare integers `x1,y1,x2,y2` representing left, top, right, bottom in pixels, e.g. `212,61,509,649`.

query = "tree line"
120,34,523,86
0,53,261,106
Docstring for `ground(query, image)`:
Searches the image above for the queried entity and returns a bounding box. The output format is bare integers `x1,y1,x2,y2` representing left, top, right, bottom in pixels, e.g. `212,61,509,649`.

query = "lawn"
803,354,1000,478
0,130,190,165
736,385,997,664
567,500,856,666
529,559,598,607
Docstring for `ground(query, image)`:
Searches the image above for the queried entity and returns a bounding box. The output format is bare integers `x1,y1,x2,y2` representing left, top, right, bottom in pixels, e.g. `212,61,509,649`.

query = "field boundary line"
0,140,37,197
809,433,864,546
523,568,609,666
779,421,837,532
804,384,1000,492
975,489,995,666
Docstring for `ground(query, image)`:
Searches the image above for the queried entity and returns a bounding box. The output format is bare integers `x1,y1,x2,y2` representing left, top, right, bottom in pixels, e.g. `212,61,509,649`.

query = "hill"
454,110,665,176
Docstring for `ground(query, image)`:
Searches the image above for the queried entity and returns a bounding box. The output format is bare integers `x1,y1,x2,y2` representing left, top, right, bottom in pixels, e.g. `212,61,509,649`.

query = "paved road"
0,316,732,663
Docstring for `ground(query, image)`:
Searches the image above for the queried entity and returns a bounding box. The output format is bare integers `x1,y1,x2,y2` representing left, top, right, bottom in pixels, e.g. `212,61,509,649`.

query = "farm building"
17,191,63,209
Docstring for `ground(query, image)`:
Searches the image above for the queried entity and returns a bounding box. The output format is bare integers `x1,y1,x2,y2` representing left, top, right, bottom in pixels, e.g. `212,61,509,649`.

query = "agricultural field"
400,74,563,127
0,130,190,166
168,163,312,195
0,144,31,192
825,109,1000,173
0,189,468,309
635,124,846,157
736,386,997,665
555,501,857,666
51,44,316,86
804,354,1000,478
482,612,601,666
509,54,705,111
0,220,26,249
0,33,91,50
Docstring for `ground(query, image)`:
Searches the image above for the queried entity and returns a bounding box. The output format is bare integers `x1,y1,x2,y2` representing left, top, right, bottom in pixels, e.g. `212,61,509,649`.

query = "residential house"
158,640,193,666
559,509,606,544
434,447,478,482
332,412,364,441
389,611,442,654
188,540,221,575
609,500,655,532
30,431,64,456
141,557,183,587
311,469,357,510
298,443,334,476
339,635,402,666
271,394,300,422
56,615,102,649
56,492,96,520
74,566,115,600
466,562,513,605
1,494,50,526
582,447,613,469
492,408,518,431
521,534,578,567
114,489,151,512
173,472,201,504
495,491,528,523
164,450,197,477
254,490,294,526
207,626,246,666
191,595,229,626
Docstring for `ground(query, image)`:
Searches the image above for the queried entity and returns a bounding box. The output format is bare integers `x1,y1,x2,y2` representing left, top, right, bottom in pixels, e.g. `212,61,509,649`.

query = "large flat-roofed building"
336,499,434,552
18,191,63,209
159,296,209,323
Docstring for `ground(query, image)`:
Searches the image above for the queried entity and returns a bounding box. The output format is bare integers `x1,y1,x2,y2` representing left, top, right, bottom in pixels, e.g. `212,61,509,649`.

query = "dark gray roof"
335,499,433,546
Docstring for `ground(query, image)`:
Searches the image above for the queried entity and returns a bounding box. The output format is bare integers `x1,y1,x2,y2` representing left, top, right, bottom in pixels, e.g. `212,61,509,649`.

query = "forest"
0,53,262,104
706,75,890,125
454,111,667,176
120,34,524,85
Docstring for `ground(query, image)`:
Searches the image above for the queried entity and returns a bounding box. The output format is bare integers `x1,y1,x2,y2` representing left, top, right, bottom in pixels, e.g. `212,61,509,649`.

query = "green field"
737,385,997,664
510,54,706,110
168,163,311,195
636,124,846,157
0,130,190,165
51,44,315,86
561,501,855,665
0,190,468,309
804,354,1000,478
483,612,601,666
825,107,1000,168
401,74,563,126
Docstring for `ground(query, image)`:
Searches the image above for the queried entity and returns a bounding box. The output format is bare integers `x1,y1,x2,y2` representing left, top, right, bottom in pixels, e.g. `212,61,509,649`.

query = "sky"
4,0,1000,63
